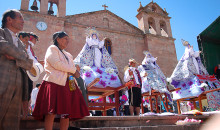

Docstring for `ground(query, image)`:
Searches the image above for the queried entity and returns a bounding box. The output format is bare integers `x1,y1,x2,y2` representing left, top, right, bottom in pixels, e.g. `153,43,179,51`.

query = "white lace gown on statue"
138,55,169,95
74,36,121,88
169,45,208,100
86,37,104,68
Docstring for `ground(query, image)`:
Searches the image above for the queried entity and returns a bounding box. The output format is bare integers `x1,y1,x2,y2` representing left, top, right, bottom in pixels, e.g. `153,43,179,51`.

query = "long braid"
53,32,69,63
54,42,69,63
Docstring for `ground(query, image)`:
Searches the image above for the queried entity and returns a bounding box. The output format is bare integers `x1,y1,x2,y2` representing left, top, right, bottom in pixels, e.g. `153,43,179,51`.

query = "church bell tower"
20,0,66,17
19,0,67,64
136,1,177,76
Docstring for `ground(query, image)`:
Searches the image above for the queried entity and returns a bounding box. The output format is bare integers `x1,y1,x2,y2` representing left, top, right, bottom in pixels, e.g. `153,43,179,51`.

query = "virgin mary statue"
74,27,121,88
168,39,209,100
138,51,170,100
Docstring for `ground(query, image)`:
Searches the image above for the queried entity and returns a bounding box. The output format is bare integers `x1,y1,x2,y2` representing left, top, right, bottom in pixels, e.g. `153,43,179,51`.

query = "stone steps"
79,124,201,130
21,125,201,130
20,115,209,130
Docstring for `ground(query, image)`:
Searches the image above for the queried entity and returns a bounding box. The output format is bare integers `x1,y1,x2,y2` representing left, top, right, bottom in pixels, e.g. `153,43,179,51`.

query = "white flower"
105,68,114,74
82,66,91,71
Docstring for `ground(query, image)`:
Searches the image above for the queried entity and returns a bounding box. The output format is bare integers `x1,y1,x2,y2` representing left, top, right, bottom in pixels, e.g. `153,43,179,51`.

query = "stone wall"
64,22,145,80
146,34,177,76
21,9,177,84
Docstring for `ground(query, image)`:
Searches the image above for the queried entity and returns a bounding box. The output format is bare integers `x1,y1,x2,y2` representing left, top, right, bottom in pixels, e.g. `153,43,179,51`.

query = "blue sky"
0,0,219,60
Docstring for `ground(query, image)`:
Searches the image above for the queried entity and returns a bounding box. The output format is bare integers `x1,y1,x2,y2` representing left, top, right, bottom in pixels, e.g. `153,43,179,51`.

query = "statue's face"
130,62,136,67
92,34,97,39
187,44,191,48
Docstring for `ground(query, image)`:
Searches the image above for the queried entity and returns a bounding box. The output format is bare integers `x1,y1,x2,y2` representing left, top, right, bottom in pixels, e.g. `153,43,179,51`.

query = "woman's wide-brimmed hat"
27,62,44,81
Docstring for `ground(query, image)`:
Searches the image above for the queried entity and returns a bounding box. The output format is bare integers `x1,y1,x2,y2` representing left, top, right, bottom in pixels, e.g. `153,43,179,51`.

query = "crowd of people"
0,9,89,130
0,9,220,130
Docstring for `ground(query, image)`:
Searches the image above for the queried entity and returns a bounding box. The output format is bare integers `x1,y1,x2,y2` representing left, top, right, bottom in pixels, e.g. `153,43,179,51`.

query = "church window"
104,38,112,55
103,18,109,28
152,6,157,12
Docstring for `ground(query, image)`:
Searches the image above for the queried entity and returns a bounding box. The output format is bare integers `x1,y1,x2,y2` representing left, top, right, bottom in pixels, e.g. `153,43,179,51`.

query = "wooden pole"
177,100,181,114
115,91,120,116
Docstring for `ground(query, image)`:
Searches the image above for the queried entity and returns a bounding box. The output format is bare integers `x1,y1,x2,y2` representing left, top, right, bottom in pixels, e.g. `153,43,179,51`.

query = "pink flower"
99,80,106,87
96,68,103,74
110,75,117,81
182,83,186,87
188,81,193,86
85,72,91,77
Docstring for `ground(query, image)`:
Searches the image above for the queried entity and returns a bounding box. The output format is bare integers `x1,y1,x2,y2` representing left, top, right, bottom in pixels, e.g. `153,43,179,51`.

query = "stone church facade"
20,0,177,83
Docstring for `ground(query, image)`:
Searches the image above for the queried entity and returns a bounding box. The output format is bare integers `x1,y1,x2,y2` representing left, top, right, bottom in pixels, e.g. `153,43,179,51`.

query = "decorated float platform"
20,111,220,130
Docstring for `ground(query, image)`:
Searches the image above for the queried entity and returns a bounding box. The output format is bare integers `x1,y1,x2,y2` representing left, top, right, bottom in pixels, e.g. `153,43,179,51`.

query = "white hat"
129,58,137,63
27,63,44,81
129,58,138,64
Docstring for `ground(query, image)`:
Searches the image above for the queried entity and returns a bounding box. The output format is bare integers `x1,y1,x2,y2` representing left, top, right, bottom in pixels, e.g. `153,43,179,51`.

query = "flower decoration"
96,68,103,74
188,81,193,86
82,66,91,71
176,117,201,125
110,75,117,81
99,80,106,87
200,87,205,91
182,83,186,87
84,71,91,77
105,68,114,74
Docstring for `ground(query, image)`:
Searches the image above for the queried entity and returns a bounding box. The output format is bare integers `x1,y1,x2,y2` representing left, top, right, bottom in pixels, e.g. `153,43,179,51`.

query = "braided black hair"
52,31,69,62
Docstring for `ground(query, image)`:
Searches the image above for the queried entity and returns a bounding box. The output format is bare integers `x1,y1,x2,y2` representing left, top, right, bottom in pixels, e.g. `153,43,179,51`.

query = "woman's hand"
76,65,80,72
73,70,80,78
69,70,80,78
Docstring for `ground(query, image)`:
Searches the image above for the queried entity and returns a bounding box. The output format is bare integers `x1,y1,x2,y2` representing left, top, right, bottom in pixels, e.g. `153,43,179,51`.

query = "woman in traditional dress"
74,27,121,88
32,31,89,130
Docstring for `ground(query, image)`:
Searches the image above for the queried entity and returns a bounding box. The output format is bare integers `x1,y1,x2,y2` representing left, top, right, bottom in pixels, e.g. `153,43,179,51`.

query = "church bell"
31,0,38,11
48,2,54,15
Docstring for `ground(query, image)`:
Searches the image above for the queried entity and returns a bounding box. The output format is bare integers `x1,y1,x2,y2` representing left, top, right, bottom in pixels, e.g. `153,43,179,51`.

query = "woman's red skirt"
32,80,89,121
